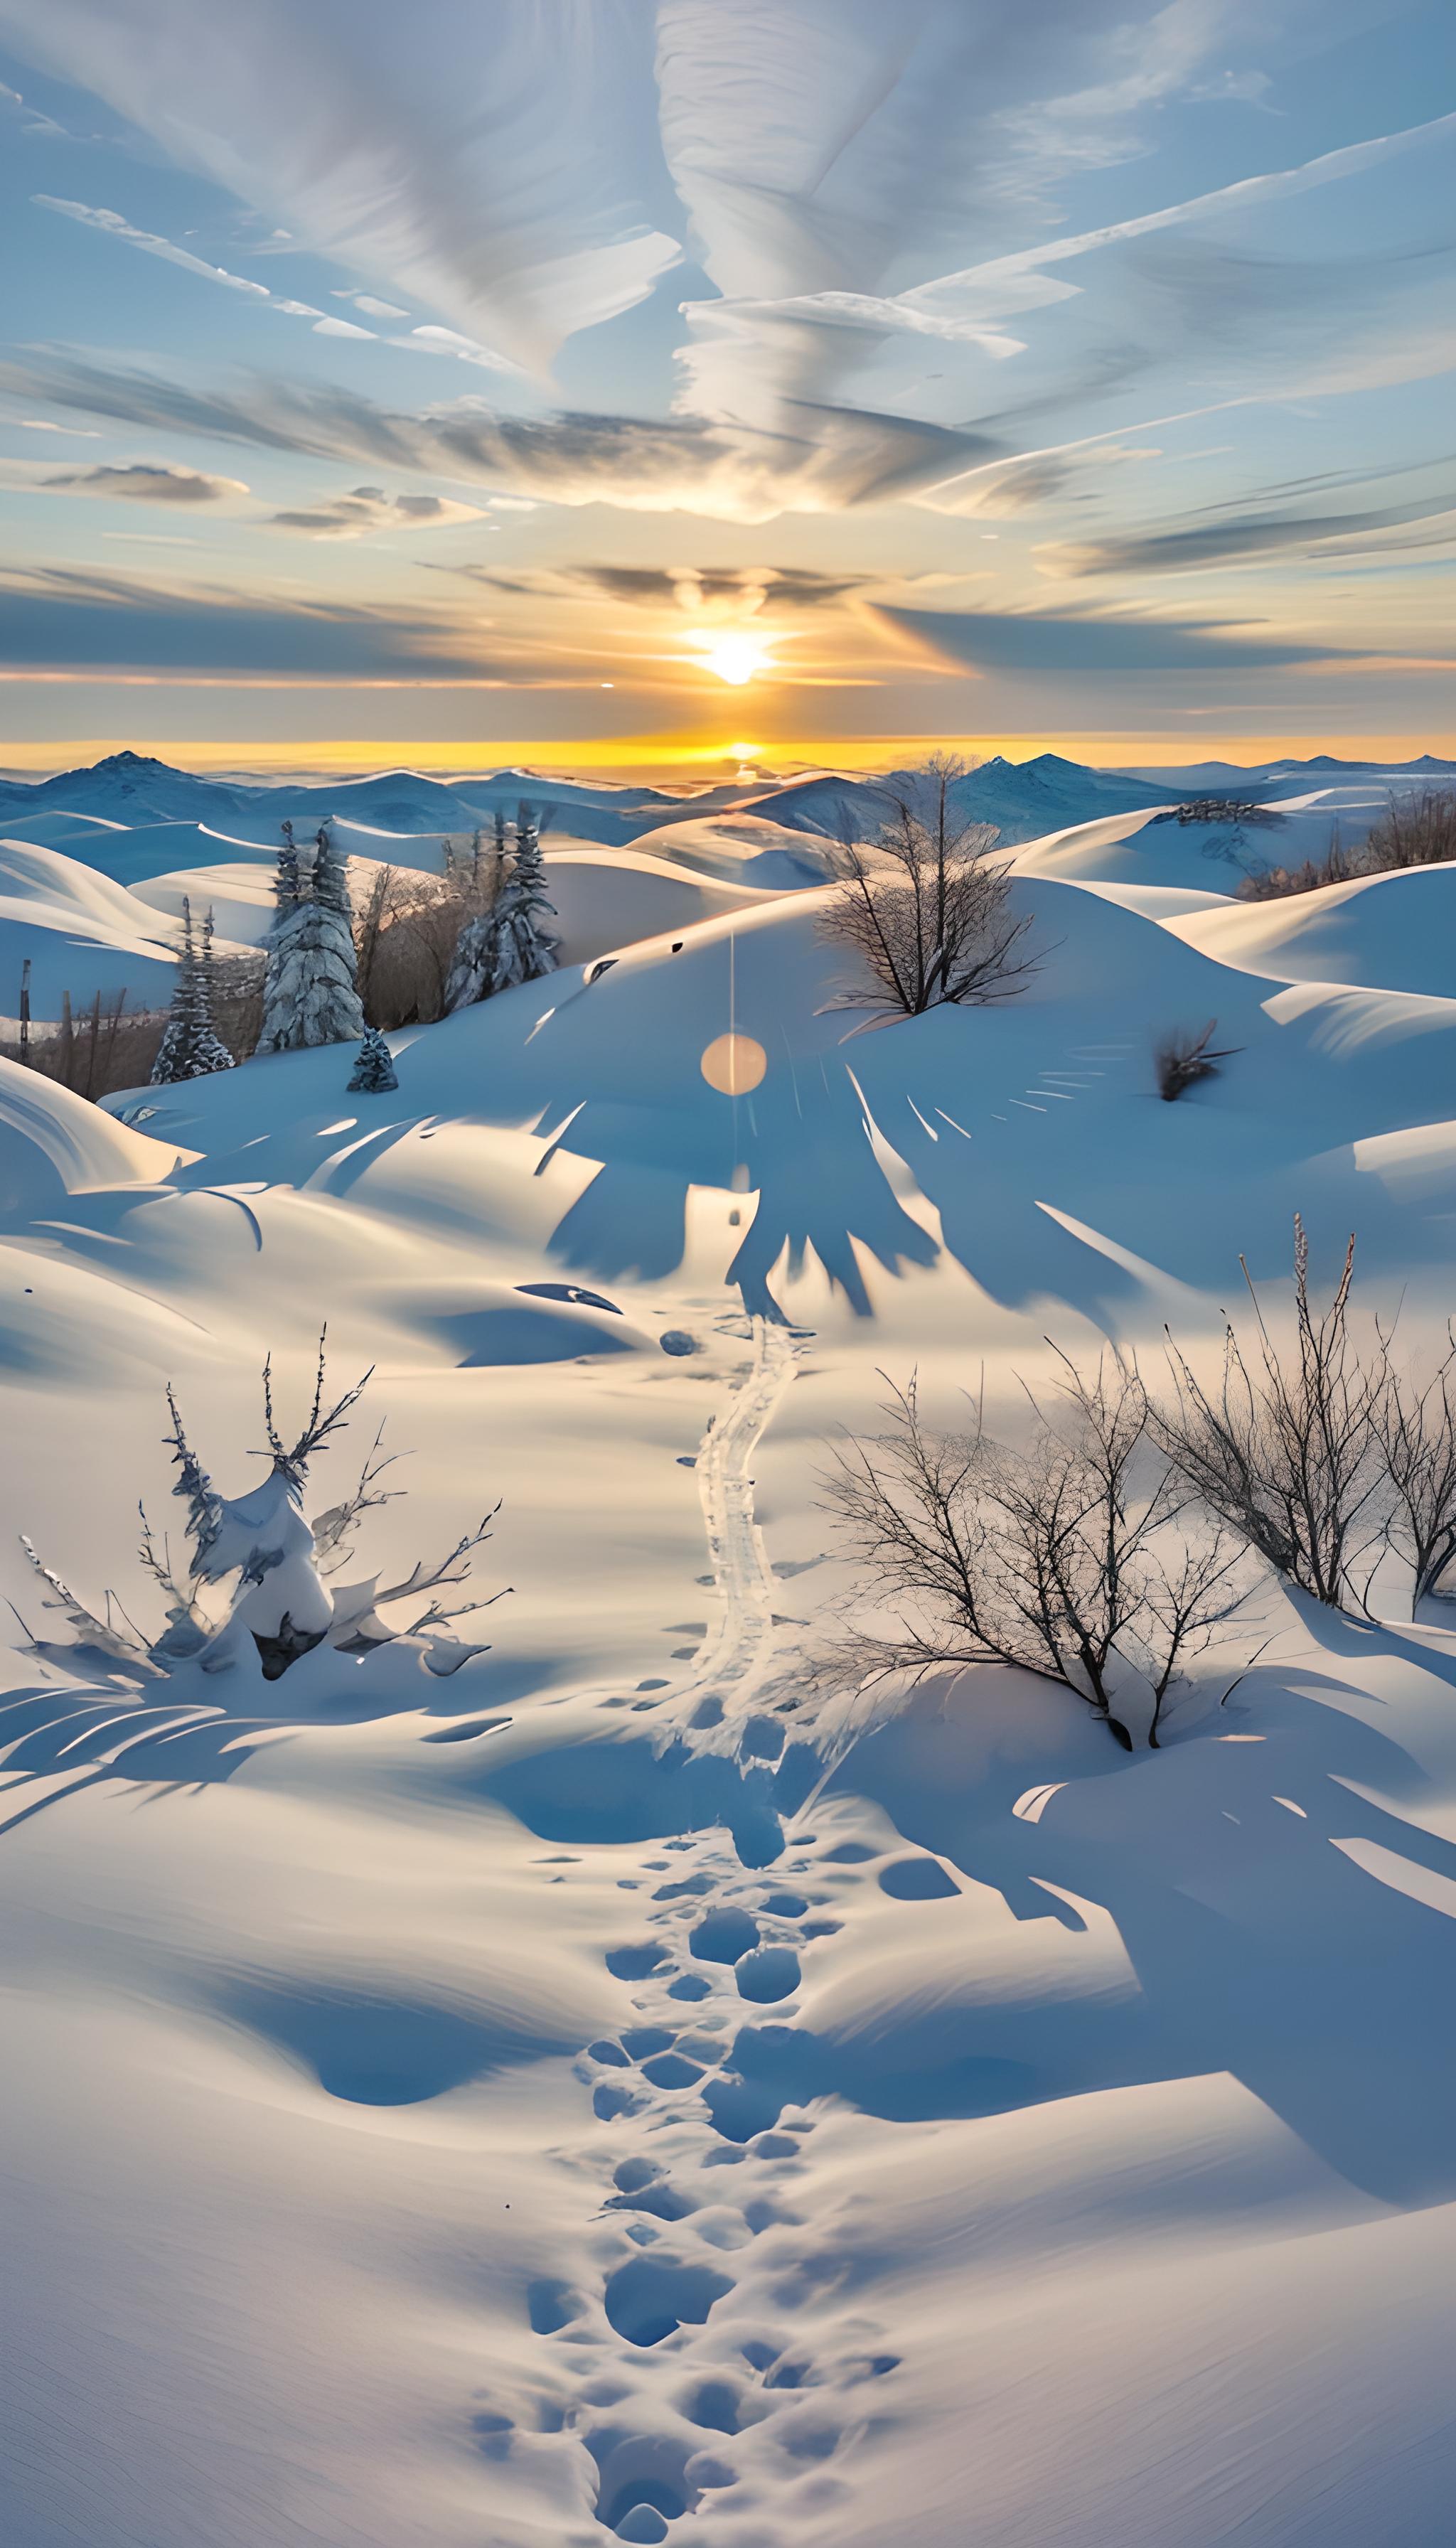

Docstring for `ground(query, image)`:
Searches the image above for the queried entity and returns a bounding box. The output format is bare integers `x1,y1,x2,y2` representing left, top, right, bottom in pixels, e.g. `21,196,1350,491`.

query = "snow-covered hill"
3,750,1456,2548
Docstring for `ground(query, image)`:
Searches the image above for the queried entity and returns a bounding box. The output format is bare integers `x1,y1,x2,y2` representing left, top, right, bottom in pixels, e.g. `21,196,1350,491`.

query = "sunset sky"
0,0,1452,775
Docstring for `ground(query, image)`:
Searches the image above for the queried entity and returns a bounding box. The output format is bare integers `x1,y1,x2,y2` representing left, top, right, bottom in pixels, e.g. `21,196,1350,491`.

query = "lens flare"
700,1032,767,1094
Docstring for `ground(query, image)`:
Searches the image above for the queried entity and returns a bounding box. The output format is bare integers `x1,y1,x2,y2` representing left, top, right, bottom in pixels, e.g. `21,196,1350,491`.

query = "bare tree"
818,755,1037,1016
1155,1219,1383,1607
824,1354,1246,1749
1154,1018,1239,1101
1374,1324,1456,1608
353,862,397,1017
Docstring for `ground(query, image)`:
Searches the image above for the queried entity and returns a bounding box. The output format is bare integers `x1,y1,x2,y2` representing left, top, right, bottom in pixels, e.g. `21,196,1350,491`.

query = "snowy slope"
0,836,195,1017
1167,862,1456,997
3,768,1456,2548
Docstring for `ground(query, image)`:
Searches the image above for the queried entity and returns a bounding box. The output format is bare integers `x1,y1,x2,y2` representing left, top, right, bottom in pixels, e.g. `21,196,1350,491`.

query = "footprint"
526,2276,581,2335
471,2409,514,2461
607,2180,696,2224
734,1947,801,2005
621,2027,675,2060
606,1944,668,1981
682,2377,744,2434
690,1907,761,1964
603,2256,733,2348
703,2076,783,2144
587,2431,696,2540
761,1890,808,1917
613,2158,659,2195
641,2051,705,2090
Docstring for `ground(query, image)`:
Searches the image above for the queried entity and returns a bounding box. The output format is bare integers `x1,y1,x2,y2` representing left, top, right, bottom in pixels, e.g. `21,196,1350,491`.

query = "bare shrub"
818,754,1037,1016
2,995,165,1097
1236,792,1456,901
1155,1218,1383,1607
1374,1325,1456,1607
1167,797,1283,827
1154,1018,1238,1101
1236,817,1371,901
824,1354,1246,1749
1361,786,1456,872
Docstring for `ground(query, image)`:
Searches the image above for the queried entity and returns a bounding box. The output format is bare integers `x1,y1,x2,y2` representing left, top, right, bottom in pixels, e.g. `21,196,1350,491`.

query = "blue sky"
0,0,1452,771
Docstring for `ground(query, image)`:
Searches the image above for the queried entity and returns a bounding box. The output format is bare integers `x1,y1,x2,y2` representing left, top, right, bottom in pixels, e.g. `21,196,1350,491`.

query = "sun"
695,631,772,687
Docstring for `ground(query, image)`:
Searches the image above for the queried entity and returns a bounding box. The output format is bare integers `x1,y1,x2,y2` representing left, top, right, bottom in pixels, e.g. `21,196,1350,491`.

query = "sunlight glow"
692,633,773,687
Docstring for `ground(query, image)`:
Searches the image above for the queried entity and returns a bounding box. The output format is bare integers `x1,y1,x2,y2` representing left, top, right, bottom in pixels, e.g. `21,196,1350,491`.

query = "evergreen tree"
348,1024,399,1092
151,897,236,1083
444,803,560,1013
256,822,366,1052
271,821,302,938
503,805,560,983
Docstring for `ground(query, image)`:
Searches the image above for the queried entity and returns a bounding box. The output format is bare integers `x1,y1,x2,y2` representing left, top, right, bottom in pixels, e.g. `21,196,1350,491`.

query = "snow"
3,751,1456,2544
1168,861,1456,997
0,834,222,1019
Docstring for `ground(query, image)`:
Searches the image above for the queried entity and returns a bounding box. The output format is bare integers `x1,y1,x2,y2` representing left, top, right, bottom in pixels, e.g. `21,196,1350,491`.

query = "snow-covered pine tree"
443,899,497,1012
444,803,560,1012
196,906,237,1074
348,1024,398,1092
272,820,302,934
255,822,366,1051
150,896,235,1083
500,804,560,985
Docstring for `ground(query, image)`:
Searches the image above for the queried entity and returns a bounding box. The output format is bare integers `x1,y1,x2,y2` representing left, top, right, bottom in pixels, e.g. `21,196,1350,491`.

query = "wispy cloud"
875,599,1344,674
0,563,532,680
0,351,1000,523
1044,489,1456,577
33,196,271,297
466,562,869,612
267,485,485,538
5,0,682,373
40,461,249,503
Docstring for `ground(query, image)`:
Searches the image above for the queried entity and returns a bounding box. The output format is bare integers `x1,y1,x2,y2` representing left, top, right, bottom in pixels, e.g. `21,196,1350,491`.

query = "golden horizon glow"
1,731,1450,781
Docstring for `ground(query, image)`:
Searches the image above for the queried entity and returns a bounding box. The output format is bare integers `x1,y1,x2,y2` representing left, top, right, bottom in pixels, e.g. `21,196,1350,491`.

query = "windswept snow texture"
1,751,1456,2547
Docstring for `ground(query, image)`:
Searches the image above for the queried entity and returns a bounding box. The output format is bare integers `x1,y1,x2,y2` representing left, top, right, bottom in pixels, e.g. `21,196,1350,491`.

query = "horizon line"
1,729,1452,783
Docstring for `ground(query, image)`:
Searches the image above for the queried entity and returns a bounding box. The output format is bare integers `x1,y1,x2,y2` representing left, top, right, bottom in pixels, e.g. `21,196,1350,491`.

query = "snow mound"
0,836,194,1018
614,813,831,888
0,1053,188,1212
1168,862,1456,997
130,862,279,949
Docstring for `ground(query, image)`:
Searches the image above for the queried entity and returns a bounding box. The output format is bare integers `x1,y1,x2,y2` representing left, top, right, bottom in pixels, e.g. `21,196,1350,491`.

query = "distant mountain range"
0,746,1448,869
